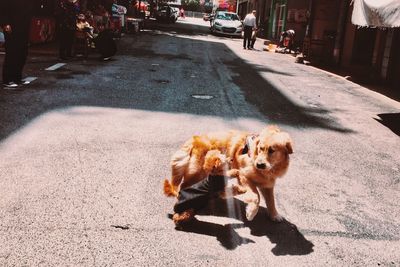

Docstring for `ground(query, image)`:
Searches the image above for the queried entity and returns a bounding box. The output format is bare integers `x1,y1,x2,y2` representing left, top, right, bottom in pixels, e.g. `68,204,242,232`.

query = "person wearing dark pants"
94,23,117,61
242,10,257,49
243,25,253,49
172,175,229,226
56,0,78,60
0,0,34,89
59,27,75,60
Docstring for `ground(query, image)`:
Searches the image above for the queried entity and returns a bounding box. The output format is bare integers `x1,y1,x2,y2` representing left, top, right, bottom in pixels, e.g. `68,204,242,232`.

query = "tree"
182,0,201,12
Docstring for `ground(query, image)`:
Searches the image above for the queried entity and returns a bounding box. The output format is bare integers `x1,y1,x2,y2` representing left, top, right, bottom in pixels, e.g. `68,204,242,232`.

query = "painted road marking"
23,77,37,83
191,94,214,100
45,63,66,71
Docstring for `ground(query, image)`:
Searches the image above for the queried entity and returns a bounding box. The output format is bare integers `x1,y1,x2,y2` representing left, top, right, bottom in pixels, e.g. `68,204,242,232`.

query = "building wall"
285,0,309,46
385,29,400,89
257,0,272,33
308,0,341,64
268,0,287,40
341,4,356,68
338,4,399,91
311,0,339,40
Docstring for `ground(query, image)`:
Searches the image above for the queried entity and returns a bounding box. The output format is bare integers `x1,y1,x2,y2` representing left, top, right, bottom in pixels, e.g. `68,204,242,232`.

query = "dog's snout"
256,163,266,169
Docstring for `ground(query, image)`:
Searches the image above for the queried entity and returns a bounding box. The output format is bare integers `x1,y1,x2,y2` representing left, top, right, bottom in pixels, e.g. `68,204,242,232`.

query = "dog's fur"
164,136,240,197
164,125,293,222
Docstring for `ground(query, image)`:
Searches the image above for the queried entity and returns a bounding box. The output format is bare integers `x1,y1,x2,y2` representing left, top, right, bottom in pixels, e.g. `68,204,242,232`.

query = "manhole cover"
191,94,214,100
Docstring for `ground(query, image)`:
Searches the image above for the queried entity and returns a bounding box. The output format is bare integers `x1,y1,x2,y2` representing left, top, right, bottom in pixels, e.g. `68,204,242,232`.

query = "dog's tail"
164,148,191,198
163,179,179,197
164,139,195,198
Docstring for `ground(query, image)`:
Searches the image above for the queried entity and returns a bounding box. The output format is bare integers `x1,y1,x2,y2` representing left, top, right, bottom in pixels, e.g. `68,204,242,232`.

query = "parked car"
210,11,242,37
156,5,178,23
171,7,180,18
0,31,5,45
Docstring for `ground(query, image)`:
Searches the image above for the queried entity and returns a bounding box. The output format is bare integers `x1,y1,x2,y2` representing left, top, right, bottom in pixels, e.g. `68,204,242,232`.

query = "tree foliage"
182,0,201,12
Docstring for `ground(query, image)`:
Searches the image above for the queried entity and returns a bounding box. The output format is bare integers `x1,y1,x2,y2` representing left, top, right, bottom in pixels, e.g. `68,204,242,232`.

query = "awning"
351,0,400,27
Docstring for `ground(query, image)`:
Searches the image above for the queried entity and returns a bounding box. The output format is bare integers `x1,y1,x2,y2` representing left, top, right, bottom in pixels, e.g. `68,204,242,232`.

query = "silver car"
210,11,243,37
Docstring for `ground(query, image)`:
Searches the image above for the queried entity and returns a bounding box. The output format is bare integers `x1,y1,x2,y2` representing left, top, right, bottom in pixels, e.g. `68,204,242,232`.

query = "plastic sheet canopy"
351,0,400,27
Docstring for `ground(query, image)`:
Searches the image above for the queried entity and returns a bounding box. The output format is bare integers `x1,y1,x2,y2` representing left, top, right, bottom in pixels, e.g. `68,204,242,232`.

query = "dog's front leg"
260,187,284,222
243,183,260,221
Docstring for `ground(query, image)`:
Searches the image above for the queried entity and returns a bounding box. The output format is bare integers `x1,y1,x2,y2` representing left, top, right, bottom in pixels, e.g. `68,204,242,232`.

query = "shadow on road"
375,113,400,136
0,18,354,142
173,198,314,255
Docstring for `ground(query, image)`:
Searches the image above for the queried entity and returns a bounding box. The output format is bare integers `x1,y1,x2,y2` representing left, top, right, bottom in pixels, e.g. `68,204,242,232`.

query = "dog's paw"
173,209,195,226
226,169,240,178
270,213,284,222
246,203,259,221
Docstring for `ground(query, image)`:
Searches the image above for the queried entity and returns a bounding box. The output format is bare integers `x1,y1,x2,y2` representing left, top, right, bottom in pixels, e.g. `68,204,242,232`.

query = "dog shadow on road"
173,198,314,254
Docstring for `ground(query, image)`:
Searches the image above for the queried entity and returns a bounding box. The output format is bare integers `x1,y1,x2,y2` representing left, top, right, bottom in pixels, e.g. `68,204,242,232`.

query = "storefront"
30,0,57,44
267,0,287,40
350,0,400,88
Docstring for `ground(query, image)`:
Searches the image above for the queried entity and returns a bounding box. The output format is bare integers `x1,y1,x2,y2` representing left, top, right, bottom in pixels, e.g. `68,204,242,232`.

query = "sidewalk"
254,36,400,103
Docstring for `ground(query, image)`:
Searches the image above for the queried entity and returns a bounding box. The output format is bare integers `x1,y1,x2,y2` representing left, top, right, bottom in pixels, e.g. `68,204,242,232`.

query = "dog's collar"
241,134,257,156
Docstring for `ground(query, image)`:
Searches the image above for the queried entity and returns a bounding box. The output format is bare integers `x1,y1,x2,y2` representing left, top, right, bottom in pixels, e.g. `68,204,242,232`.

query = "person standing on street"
243,10,257,50
0,0,34,89
180,7,185,19
56,0,79,60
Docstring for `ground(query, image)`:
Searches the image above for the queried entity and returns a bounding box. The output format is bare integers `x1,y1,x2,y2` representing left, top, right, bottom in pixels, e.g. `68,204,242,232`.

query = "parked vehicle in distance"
171,7,180,18
210,11,242,37
156,5,178,23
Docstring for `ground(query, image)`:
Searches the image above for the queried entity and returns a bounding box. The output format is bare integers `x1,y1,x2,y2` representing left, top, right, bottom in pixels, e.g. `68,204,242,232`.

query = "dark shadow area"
375,113,400,136
310,63,400,103
172,198,314,255
223,58,351,132
1,18,353,142
169,214,255,250
252,65,295,76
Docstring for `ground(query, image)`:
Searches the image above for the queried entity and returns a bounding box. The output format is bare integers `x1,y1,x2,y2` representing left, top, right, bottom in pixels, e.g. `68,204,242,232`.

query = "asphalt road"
0,18,399,266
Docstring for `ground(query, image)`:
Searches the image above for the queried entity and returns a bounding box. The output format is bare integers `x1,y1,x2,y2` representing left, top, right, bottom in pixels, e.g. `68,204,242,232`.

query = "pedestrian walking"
180,8,185,19
243,10,257,50
0,0,34,89
56,0,79,60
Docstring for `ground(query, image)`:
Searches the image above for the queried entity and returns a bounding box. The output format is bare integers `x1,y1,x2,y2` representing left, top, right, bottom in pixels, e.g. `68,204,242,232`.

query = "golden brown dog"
164,125,293,222
164,138,241,197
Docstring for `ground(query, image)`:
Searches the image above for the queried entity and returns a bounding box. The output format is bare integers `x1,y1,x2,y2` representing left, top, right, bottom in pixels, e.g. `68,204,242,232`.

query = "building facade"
257,0,399,92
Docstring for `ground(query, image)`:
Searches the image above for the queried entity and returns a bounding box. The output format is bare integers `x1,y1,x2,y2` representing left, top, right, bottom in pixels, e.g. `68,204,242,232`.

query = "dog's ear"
286,141,293,154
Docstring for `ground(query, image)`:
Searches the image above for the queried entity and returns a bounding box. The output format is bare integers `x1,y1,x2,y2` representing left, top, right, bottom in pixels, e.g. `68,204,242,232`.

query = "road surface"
0,17,399,266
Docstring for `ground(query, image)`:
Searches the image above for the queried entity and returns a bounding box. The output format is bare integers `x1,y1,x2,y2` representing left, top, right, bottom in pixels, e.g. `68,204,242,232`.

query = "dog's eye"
268,147,275,154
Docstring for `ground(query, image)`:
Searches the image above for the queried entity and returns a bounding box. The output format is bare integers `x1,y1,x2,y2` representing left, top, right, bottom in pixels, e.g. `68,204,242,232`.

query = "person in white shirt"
243,10,257,49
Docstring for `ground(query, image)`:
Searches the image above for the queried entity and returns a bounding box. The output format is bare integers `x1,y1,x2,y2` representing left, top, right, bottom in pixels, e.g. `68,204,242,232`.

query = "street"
0,17,399,266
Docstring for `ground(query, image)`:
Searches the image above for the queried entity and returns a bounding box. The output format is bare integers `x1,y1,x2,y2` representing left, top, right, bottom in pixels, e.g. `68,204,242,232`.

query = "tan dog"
164,136,239,197
164,125,293,222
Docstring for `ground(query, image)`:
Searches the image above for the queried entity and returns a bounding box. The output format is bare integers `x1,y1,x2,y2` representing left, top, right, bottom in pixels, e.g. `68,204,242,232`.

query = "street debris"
111,224,130,230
